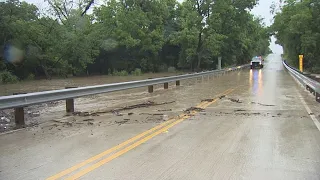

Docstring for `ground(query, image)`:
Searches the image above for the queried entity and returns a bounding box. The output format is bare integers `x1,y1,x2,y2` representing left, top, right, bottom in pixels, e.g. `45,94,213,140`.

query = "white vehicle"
250,56,264,69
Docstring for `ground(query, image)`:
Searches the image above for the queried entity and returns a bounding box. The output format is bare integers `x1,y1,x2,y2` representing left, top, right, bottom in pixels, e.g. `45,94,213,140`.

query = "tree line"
0,0,271,83
272,0,320,73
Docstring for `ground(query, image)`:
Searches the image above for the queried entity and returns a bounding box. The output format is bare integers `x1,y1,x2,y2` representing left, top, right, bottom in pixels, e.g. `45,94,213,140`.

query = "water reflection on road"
249,69,263,96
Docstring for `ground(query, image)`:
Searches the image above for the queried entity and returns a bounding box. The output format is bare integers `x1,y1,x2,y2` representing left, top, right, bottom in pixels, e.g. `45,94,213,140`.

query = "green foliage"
113,70,128,76
132,68,142,76
0,0,271,81
0,70,19,84
26,73,35,80
168,66,176,73
272,0,320,73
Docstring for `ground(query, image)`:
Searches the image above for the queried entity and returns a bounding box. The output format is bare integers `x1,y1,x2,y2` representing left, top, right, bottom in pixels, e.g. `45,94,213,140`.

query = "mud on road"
0,69,246,134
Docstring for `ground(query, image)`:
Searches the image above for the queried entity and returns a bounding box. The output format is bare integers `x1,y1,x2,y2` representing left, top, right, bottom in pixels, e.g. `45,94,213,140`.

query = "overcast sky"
251,0,283,54
25,0,283,54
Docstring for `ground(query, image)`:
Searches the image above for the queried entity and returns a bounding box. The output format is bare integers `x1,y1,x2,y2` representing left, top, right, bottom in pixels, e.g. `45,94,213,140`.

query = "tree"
272,0,320,72
1,0,271,83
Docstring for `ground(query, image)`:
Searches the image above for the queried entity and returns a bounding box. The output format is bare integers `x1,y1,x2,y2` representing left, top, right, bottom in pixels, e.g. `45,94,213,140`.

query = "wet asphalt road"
0,54,320,180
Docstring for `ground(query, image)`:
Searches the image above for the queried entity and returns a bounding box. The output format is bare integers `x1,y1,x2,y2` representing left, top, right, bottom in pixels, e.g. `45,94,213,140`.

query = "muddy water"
0,72,182,132
0,73,181,96
0,70,241,131
0,70,239,132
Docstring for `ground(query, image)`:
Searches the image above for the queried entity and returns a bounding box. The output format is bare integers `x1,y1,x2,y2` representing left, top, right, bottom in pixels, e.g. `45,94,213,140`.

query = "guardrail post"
310,88,315,96
148,85,153,93
176,80,180,86
306,85,315,96
316,92,320,103
14,107,25,127
164,82,169,89
12,93,25,127
306,85,310,92
148,78,154,93
65,87,76,113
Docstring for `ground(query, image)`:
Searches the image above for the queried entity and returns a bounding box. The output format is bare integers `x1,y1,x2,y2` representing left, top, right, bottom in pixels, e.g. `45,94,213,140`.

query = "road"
0,54,320,180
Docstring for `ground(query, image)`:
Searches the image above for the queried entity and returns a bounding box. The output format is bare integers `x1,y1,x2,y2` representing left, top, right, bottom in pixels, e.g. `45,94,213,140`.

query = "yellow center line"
64,88,236,180
198,88,234,108
46,118,177,180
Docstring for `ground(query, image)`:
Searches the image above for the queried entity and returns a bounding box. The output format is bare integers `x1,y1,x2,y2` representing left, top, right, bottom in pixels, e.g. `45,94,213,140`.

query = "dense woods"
272,0,320,73
0,0,271,83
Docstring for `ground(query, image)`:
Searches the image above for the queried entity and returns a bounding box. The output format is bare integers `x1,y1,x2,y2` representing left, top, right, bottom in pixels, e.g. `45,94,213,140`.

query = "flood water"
0,73,181,96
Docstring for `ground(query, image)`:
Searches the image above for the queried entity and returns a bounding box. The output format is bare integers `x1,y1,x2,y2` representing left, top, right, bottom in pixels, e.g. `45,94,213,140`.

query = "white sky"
251,0,283,54
25,0,283,54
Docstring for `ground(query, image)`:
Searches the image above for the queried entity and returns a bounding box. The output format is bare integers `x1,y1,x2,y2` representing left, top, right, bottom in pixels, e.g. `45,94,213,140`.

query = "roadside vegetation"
0,0,271,83
272,0,320,73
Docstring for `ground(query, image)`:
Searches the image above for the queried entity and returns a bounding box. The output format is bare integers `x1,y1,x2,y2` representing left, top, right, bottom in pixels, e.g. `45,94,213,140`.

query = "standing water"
0,73,181,96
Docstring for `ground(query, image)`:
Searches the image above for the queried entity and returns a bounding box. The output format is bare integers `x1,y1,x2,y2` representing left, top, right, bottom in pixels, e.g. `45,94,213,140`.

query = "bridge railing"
0,65,249,127
283,61,320,103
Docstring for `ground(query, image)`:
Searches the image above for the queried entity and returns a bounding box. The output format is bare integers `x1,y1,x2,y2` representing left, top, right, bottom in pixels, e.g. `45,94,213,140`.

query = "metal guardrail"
283,61,320,103
0,65,247,110
0,64,249,127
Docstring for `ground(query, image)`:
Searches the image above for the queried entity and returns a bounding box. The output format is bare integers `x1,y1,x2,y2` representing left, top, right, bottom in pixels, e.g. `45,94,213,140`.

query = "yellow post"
299,55,304,72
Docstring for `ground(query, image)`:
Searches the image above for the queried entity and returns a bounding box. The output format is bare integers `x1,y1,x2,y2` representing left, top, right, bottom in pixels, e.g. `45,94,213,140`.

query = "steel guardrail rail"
0,65,249,110
283,61,320,103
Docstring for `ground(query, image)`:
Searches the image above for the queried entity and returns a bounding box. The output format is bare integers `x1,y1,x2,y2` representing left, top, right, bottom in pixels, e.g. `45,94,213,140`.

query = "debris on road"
252,113,261,115
72,112,99,117
201,98,215,102
1,116,10,123
229,98,242,103
139,113,164,116
119,101,175,111
52,120,64,123
235,112,261,116
64,122,73,127
251,102,275,106
96,101,176,114
112,111,123,116
158,109,172,112
234,109,246,112
27,111,40,117
184,107,205,113
115,119,130,125
258,103,275,106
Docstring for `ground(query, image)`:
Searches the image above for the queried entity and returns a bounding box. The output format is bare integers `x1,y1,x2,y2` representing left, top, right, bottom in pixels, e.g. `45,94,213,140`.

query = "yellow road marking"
198,88,234,108
65,114,194,180
64,88,235,180
46,119,176,180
